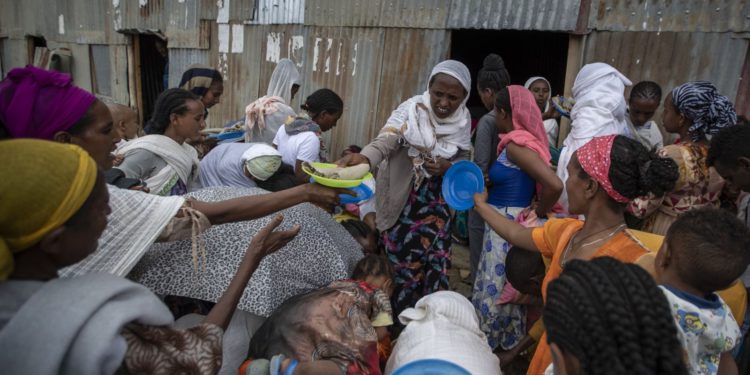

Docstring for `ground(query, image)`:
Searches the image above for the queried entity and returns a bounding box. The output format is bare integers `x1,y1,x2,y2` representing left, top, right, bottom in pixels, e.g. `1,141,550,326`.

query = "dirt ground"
447,241,473,297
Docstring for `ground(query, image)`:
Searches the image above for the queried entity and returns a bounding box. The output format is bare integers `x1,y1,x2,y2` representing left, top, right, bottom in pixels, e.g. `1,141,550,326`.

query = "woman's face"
57,174,111,267
316,110,343,132
565,154,589,215
171,99,206,142
201,81,224,109
628,97,660,128
477,85,496,111
291,84,300,101
661,93,685,134
494,107,514,134
529,79,550,112
429,73,466,119
68,100,120,170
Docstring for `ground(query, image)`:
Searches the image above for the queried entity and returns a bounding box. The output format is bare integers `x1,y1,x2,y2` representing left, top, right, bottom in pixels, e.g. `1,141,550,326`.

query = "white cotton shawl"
385,291,500,375
556,63,632,210
381,60,472,185
118,134,201,195
266,58,300,106
59,185,185,278
0,274,173,375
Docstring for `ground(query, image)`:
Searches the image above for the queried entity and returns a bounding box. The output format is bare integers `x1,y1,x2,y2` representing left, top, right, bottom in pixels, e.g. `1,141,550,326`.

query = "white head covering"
385,291,501,375
524,76,552,112
556,63,632,210
241,143,282,181
266,59,300,105
381,60,472,187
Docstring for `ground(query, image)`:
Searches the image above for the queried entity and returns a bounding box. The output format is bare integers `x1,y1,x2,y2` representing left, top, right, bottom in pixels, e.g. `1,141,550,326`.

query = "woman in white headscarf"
245,59,301,145
556,63,632,210
337,60,473,323
198,142,282,189
524,76,560,148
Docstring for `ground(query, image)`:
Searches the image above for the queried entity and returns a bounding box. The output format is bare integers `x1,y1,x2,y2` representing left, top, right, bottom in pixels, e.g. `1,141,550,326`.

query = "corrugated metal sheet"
583,30,747,109
447,0,582,31
0,38,28,76
305,0,451,29
589,0,750,33
249,0,305,25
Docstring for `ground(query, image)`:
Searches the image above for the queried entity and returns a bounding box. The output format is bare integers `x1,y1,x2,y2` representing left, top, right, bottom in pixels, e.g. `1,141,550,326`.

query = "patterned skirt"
383,177,452,321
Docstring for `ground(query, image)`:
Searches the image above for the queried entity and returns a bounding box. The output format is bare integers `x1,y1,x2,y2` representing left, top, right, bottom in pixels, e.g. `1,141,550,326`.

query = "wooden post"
558,34,586,147
130,35,144,126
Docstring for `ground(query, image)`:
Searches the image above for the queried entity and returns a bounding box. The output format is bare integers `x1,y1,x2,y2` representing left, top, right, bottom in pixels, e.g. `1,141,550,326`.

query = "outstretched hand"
335,153,369,168
246,215,301,259
474,189,489,207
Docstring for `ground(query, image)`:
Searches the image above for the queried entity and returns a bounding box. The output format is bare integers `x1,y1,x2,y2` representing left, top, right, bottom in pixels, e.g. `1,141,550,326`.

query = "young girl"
629,81,736,235
625,81,664,151
273,88,344,184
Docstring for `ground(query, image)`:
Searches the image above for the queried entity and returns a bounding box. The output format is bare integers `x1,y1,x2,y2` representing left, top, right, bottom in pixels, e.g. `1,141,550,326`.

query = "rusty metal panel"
0,38,28,75
305,0,450,29
115,0,167,33
589,0,750,33
447,0,581,31
250,0,306,25
375,28,451,140
583,30,747,109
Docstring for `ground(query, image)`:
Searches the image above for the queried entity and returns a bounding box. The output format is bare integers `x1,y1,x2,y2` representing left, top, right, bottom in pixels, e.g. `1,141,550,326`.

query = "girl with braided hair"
117,88,205,196
273,88,344,184
473,134,679,374
544,257,688,375
625,80,664,151
628,81,737,235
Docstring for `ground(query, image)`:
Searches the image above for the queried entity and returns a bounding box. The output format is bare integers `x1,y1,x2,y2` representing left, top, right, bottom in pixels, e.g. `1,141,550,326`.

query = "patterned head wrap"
178,64,223,97
0,139,98,280
0,66,96,140
576,135,629,203
671,81,736,142
241,143,282,181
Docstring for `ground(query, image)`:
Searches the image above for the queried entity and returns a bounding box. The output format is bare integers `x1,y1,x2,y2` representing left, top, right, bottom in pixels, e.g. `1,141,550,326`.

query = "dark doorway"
135,34,168,124
451,29,569,118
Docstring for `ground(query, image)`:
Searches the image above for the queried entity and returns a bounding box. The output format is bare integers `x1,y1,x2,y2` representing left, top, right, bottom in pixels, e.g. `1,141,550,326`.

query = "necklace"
561,223,627,267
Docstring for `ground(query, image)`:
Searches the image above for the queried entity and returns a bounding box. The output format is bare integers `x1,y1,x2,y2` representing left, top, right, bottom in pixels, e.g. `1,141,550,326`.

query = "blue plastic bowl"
442,160,484,211
339,183,373,204
392,359,471,375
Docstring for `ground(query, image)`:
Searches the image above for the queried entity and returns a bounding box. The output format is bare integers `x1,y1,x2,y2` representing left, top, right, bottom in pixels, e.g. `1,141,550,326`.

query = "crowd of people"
0,50,749,375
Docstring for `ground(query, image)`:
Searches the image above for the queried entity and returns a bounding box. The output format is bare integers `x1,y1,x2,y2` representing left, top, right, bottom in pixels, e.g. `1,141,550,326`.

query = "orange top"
526,218,649,375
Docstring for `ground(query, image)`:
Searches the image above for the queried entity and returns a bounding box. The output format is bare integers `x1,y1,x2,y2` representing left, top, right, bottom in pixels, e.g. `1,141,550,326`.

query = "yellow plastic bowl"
302,162,373,188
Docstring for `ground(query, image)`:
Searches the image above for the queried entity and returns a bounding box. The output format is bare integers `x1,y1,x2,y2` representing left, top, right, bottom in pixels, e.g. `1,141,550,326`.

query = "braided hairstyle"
666,208,750,293
300,88,343,119
544,257,688,375
477,54,511,92
707,124,750,168
578,136,679,204
351,254,394,281
630,81,662,102
144,88,200,135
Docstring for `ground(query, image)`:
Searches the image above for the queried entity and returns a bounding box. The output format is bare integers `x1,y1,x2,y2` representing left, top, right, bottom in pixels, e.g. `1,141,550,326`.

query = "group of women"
0,48,746,375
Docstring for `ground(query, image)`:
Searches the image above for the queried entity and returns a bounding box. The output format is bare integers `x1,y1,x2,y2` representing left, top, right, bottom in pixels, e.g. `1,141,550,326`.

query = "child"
626,81,664,151
655,208,750,375
106,103,139,165
495,247,546,368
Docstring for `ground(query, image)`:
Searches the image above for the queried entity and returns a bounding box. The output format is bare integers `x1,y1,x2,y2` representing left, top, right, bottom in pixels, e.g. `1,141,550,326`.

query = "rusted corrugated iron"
447,0,582,31
249,0,305,25
305,0,451,29
589,0,750,33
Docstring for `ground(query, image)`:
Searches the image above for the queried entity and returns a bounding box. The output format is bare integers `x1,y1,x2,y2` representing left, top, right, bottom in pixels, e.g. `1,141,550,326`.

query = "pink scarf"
497,86,551,165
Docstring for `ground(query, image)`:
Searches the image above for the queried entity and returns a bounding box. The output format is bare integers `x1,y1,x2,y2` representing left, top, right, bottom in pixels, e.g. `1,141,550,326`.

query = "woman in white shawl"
337,60,472,323
524,76,560,148
245,58,301,144
118,88,204,196
556,63,632,210
199,142,282,189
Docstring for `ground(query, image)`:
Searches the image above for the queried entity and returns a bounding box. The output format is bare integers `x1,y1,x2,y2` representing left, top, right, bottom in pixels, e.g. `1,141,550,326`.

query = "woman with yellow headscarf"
0,139,299,374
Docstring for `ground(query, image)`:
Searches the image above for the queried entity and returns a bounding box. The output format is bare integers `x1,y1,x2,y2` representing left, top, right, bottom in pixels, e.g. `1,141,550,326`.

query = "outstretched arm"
473,190,539,251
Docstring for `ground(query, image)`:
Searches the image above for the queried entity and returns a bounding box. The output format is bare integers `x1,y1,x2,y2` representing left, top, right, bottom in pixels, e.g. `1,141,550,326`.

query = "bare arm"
204,215,300,330
192,183,341,225
294,159,310,185
473,190,539,251
506,142,563,216
717,352,738,375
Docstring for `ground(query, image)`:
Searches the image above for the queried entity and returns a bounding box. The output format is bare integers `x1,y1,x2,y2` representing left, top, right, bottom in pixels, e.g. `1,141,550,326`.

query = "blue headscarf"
671,81,736,142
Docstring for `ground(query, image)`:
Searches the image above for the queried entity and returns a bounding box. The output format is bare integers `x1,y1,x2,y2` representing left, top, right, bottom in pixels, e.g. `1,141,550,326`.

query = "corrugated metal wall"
589,0,750,33
447,0,582,31
583,31,747,100
305,0,451,29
